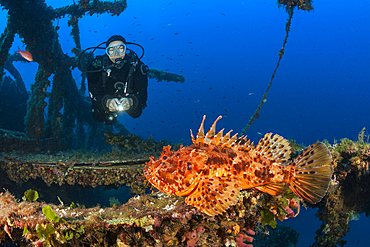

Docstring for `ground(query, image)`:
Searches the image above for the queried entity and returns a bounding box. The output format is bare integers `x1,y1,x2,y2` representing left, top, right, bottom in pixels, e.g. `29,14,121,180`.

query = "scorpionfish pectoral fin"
254,183,288,196
185,176,241,216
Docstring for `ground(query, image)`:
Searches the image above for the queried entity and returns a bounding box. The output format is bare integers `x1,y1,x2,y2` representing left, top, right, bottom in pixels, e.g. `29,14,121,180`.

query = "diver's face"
107,41,126,63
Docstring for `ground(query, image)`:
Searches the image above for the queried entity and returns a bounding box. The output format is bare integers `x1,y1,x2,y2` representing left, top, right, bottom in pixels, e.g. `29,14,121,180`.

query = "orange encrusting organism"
144,115,333,216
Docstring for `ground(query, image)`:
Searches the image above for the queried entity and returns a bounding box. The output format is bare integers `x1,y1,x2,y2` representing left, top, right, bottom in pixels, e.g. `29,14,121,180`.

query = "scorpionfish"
144,116,333,216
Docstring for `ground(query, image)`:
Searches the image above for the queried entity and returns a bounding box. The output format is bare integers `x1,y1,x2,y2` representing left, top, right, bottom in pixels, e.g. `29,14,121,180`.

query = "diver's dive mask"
106,43,127,57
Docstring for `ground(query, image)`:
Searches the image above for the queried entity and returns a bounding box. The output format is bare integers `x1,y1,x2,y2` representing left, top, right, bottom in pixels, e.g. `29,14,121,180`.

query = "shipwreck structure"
1,133,370,246
0,0,185,152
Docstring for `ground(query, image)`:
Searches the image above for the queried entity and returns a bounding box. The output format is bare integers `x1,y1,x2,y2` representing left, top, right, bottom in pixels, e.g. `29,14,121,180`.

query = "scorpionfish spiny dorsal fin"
190,115,253,152
185,176,242,216
254,133,291,164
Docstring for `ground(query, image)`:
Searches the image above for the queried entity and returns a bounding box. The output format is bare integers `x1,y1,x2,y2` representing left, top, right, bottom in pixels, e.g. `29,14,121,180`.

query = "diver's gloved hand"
106,98,122,112
106,97,133,112
118,97,133,111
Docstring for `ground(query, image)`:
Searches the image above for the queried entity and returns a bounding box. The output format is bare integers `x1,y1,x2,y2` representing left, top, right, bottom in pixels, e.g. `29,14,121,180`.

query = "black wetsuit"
87,49,148,124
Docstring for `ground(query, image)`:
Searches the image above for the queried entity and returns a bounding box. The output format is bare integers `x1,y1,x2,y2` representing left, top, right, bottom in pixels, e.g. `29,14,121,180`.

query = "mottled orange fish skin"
233,150,292,190
145,144,221,197
144,142,291,197
144,115,332,216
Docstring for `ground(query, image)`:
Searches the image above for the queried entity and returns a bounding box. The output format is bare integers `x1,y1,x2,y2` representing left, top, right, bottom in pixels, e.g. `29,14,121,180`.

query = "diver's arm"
125,61,148,118
87,56,110,122
87,56,105,109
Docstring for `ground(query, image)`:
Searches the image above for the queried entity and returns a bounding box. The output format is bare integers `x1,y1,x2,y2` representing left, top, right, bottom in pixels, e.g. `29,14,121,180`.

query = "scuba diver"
79,35,149,125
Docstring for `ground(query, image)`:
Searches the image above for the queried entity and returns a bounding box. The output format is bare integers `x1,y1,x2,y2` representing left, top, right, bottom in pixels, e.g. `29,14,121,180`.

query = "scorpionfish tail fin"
289,142,333,204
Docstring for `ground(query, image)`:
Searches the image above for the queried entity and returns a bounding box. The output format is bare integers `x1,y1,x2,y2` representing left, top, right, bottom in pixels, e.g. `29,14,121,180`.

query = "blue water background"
1,0,370,246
